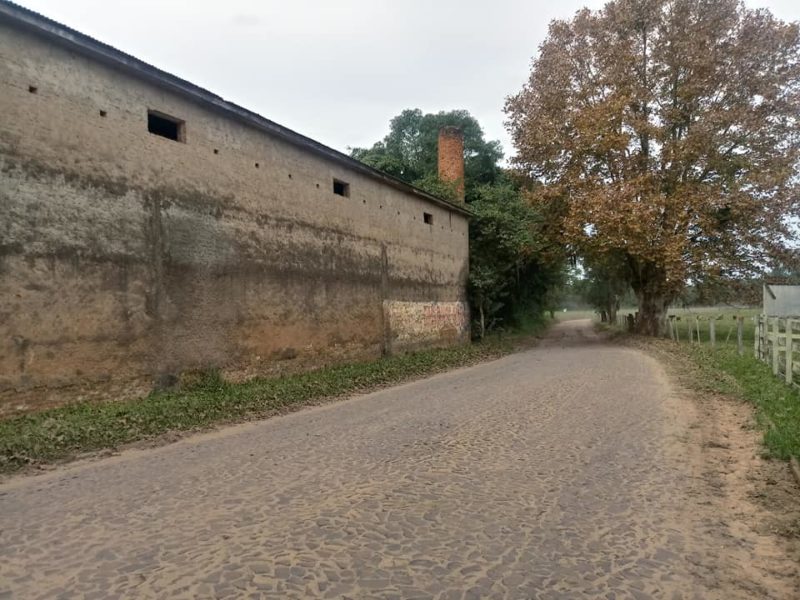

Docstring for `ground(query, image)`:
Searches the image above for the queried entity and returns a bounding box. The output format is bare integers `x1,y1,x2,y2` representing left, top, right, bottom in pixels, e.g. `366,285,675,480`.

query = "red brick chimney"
438,126,465,202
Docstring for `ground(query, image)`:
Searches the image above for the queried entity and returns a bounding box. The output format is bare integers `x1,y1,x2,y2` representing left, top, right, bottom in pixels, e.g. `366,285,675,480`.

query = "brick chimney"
438,126,465,202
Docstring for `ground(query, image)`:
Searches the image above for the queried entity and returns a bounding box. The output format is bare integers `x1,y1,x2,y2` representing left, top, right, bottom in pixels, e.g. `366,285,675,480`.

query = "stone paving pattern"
0,321,788,598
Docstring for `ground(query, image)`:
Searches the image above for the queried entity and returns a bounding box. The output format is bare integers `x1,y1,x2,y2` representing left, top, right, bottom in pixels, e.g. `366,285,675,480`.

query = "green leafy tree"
468,184,543,336
351,109,504,201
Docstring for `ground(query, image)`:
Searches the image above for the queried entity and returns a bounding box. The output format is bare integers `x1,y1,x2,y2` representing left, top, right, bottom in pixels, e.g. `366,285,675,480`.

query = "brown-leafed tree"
506,0,800,335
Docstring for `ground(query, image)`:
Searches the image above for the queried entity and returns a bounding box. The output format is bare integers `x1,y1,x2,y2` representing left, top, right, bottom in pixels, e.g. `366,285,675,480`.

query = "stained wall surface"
0,22,469,413
763,285,800,317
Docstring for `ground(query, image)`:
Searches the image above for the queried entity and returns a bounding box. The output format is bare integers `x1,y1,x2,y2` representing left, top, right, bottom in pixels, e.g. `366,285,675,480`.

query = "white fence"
755,315,800,389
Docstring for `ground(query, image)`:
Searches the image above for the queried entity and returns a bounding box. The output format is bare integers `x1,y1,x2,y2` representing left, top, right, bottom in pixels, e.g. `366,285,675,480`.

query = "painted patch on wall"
384,301,469,345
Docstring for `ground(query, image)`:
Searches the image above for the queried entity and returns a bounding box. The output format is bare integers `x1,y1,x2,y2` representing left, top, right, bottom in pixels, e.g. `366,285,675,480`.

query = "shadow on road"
540,318,608,348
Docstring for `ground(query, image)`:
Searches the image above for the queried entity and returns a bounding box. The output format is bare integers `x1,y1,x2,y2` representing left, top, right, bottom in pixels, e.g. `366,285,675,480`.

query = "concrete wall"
0,23,469,414
763,285,800,317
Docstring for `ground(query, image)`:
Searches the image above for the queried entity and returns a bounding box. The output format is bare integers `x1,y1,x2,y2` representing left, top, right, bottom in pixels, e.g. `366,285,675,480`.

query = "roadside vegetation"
598,308,800,462
351,109,566,339
0,325,547,475
680,344,800,460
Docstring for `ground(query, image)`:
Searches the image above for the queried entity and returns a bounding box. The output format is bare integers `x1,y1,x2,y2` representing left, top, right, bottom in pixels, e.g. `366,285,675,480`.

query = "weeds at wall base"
0,324,546,475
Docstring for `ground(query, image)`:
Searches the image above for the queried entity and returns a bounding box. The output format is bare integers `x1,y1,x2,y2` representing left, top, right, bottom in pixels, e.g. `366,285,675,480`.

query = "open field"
667,307,759,345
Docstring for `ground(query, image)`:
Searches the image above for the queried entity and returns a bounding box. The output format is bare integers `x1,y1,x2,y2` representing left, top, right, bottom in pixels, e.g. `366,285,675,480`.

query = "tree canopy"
468,183,559,336
506,0,800,334
350,109,504,201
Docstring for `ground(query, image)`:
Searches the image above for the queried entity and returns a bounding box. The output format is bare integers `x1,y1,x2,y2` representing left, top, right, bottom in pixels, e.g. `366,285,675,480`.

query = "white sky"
13,0,800,160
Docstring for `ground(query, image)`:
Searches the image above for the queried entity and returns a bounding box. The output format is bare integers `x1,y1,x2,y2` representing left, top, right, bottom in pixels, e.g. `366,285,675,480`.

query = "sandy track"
0,319,796,599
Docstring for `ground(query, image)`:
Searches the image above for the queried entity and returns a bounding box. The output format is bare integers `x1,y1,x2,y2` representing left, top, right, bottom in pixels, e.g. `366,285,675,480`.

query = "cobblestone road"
0,320,795,599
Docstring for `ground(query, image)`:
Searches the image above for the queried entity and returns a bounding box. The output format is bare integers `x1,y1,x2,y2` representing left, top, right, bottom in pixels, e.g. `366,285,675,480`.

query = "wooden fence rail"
614,311,799,389
755,315,800,389
664,314,747,354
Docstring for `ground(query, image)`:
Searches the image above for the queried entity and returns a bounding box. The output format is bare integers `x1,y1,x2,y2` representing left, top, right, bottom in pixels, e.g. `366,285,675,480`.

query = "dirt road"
0,320,797,599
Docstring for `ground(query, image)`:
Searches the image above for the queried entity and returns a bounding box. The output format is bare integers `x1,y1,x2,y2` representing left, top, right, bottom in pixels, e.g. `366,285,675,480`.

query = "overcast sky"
14,0,800,160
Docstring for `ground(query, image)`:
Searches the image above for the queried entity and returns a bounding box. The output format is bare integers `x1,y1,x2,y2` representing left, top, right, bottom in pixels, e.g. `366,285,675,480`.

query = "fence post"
710,319,716,349
737,316,744,356
786,319,794,386
667,317,674,341
754,315,761,359
772,318,780,375
695,317,701,344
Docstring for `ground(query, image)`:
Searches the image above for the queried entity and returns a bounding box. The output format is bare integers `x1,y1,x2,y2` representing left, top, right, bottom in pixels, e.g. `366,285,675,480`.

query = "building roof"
0,0,471,217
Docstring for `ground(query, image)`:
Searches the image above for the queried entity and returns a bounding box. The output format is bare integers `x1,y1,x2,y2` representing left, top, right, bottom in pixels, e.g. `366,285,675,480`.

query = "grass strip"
0,329,540,474
680,344,800,460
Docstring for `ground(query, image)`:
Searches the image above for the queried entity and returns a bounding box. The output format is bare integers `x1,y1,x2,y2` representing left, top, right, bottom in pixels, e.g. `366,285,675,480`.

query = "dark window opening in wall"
423,212,434,225
28,85,38,94
99,110,107,117
333,179,350,197
147,110,184,142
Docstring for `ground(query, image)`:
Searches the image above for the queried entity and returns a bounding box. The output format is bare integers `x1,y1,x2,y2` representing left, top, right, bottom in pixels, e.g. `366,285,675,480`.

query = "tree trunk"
628,259,672,337
635,289,668,336
607,303,618,326
479,303,486,340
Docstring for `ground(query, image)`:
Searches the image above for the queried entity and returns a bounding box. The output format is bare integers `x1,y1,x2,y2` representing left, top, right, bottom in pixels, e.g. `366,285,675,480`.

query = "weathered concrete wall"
763,284,800,317
0,23,469,414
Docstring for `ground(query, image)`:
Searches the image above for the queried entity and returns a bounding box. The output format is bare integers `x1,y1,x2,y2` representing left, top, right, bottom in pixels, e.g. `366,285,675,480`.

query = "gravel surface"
0,320,796,599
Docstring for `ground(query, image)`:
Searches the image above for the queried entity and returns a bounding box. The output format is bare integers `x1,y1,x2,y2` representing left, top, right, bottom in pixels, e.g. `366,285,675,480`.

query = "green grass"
0,329,543,475
608,305,797,460
681,344,800,460
668,307,758,345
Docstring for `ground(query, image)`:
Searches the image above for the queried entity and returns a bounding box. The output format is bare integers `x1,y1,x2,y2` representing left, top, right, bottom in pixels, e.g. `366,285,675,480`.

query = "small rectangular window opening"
423,212,434,225
333,179,350,197
148,110,185,142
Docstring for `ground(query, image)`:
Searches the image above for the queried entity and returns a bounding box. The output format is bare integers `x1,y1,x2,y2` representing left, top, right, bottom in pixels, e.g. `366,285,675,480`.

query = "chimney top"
437,127,465,202
439,125,463,137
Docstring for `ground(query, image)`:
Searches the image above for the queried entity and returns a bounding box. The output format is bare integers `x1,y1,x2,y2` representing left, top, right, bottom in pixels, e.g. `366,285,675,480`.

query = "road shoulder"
628,335,800,596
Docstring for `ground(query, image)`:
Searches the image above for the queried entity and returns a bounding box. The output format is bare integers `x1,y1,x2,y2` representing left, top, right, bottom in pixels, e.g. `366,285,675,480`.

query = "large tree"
506,0,800,334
